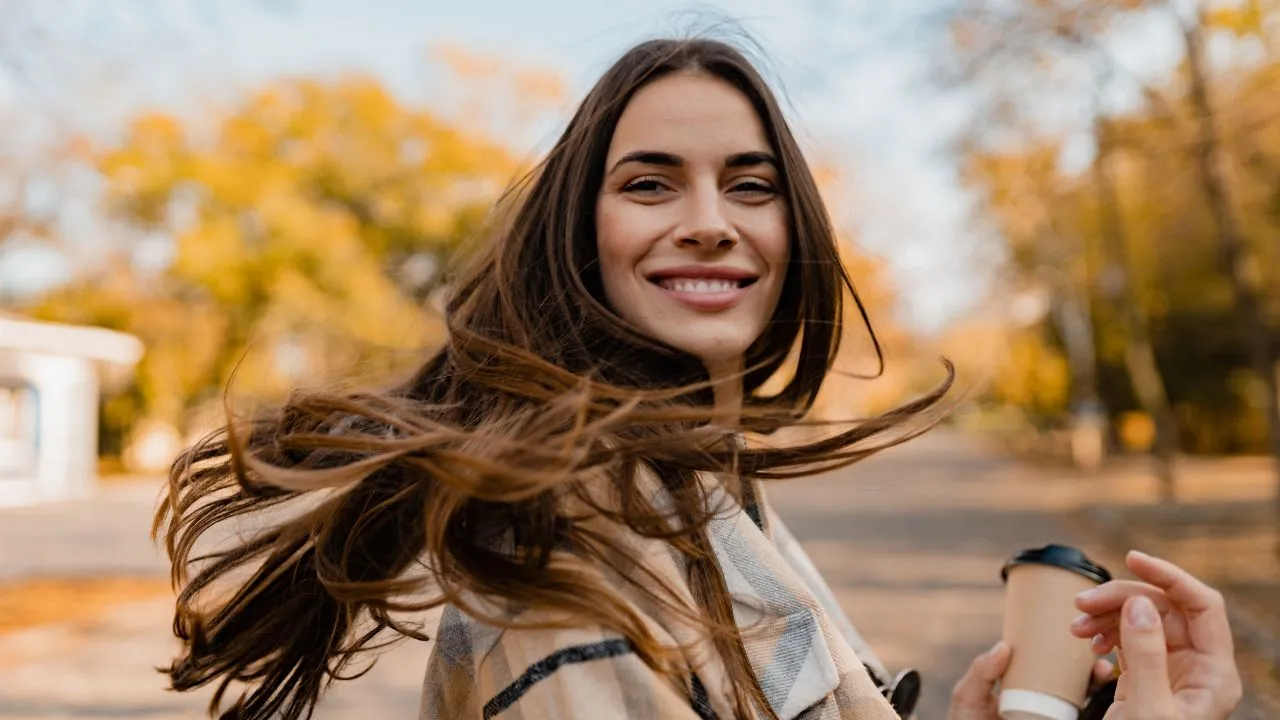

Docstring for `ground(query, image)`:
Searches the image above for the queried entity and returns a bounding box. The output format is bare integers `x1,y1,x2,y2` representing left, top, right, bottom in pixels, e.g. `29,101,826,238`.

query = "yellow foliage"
37,69,538,439
1117,411,1156,451
1207,0,1276,38
992,331,1072,416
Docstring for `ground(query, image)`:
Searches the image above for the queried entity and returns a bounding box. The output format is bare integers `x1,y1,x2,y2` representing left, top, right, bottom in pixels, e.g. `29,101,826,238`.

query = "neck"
706,358,744,427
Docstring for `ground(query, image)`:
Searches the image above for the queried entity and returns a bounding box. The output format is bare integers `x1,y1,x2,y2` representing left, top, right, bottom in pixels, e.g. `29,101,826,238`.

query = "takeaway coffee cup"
998,544,1113,720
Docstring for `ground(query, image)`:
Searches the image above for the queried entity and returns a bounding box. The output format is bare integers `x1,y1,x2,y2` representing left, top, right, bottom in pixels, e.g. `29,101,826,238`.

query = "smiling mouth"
644,270,759,312
652,277,757,293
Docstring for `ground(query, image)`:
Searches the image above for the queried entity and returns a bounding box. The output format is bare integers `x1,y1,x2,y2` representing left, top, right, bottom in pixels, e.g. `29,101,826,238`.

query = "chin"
665,336,755,369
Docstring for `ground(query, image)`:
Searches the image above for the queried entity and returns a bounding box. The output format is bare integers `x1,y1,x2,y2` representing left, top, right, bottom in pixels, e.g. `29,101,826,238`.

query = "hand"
1070,550,1243,720
947,641,1114,720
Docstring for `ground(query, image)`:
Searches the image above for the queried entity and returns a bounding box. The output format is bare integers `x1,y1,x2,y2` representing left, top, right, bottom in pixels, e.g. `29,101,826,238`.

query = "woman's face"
595,72,789,373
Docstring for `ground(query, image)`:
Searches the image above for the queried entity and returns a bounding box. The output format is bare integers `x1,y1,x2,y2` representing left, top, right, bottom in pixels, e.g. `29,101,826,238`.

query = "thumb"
1119,595,1176,718
951,641,1011,709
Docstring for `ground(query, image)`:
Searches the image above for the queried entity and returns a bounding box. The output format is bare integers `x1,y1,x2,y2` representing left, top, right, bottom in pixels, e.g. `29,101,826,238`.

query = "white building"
0,315,144,506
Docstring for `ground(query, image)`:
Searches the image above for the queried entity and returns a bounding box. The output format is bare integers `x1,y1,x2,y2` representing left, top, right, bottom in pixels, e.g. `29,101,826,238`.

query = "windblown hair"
155,37,952,720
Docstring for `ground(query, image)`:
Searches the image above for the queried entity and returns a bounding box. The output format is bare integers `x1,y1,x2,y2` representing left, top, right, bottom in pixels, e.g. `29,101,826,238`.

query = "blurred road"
1,430,1277,718
766,431,1280,719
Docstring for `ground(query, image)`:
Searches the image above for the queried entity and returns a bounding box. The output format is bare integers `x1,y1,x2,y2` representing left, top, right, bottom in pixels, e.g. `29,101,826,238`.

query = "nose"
675,187,738,250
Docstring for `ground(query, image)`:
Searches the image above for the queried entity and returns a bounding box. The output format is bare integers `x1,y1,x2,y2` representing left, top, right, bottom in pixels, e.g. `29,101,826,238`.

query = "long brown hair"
155,37,952,720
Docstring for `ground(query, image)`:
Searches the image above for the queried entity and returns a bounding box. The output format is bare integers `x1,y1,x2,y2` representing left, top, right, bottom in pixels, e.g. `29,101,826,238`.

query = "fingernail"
1071,613,1091,629
1126,596,1158,628
1076,588,1099,602
988,640,1006,656
1091,633,1106,648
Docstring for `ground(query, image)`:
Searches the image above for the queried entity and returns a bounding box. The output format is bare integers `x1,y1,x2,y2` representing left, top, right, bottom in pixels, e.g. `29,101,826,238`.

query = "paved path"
765,432,1280,719
1,431,1277,718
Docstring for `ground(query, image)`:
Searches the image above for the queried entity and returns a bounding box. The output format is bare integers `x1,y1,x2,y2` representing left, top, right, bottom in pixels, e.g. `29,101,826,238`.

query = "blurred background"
1,1,1278,718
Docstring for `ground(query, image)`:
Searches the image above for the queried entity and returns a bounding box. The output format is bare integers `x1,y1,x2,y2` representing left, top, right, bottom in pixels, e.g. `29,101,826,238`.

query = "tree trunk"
1183,10,1280,516
1093,118,1180,502
1051,265,1107,472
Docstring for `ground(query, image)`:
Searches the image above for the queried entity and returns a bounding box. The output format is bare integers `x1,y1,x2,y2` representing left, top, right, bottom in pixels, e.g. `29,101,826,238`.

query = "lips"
645,265,759,311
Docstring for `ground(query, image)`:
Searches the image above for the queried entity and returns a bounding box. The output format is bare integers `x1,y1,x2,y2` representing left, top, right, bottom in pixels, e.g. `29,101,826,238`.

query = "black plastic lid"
1001,544,1112,585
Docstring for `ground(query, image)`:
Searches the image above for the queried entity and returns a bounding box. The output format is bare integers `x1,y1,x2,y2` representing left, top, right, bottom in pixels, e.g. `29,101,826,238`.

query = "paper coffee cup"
998,544,1112,720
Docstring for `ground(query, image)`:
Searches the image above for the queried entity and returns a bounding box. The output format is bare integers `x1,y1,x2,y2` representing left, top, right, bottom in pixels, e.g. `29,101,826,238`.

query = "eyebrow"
608,150,778,174
725,151,778,169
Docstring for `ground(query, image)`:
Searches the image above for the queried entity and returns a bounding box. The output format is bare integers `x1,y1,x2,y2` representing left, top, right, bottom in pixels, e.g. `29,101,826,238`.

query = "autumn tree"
31,73,525,451
1181,0,1280,494
943,0,1183,494
941,0,1280,503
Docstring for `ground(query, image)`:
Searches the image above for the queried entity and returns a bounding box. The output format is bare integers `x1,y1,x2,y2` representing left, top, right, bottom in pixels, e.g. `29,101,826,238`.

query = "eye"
620,177,671,195
730,179,779,197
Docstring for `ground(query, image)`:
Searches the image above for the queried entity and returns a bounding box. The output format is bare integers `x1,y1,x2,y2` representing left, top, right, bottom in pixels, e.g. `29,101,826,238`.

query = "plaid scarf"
419,463,903,720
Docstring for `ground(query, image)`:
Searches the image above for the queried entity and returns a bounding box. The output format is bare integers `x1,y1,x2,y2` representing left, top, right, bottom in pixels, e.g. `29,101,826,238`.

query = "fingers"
1116,595,1178,718
1116,552,1244,717
1075,580,1171,618
1124,551,1235,656
1114,648,1128,702
1074,552,1225,653
1091,629,1119,656
1073,608,1142,656
1072,609,1120,638
1091,657,1117,688
951,641,1011,710
1125,550,1216,607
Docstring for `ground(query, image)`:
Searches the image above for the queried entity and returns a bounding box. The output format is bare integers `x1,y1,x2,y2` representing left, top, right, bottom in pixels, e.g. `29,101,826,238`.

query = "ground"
1,429,1277,719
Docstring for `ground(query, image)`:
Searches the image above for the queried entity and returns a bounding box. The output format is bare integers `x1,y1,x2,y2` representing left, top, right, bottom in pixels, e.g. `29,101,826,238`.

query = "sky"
0,0,1186,332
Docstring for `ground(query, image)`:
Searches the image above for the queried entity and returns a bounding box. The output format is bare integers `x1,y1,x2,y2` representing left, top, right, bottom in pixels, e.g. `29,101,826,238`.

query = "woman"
155,38,1243,720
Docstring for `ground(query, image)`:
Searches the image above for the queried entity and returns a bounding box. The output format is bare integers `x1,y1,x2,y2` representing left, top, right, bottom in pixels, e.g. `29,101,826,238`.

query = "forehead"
606,72,772,161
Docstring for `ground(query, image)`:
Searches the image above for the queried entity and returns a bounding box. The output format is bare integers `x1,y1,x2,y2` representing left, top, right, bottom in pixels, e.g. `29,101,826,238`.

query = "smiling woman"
153,36,947,720
596,72,789,392
148,35,1244,720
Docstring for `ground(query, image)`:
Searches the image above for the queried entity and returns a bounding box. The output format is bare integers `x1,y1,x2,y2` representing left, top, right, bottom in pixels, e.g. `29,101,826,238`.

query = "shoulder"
422,605,707,720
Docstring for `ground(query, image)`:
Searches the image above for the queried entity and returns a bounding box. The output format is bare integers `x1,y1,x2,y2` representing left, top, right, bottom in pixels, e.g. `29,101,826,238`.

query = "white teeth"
663,279,737,293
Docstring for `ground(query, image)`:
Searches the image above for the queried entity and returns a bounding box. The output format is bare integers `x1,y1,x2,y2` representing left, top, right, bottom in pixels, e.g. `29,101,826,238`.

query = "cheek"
595,204,644,305
749,212,791,323
768,228,790,269
757,211,791,281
